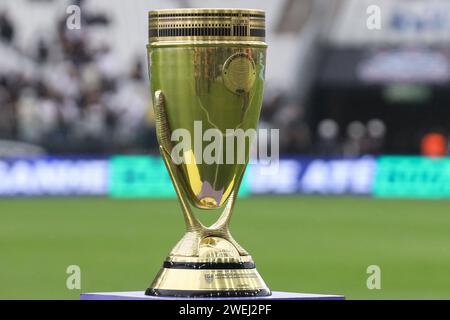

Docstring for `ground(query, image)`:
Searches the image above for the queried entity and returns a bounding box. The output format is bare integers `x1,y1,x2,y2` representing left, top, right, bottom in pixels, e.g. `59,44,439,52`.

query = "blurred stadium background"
1,0,450,299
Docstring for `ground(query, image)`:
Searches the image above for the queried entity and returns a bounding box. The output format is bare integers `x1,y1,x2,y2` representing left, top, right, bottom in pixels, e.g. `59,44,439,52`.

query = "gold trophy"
146,8,270,297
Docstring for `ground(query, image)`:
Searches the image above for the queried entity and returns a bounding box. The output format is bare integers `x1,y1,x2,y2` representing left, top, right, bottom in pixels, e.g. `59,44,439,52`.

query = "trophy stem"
209,187,236,230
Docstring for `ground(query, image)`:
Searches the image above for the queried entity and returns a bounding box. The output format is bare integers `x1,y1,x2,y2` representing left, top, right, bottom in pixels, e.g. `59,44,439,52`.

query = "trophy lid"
148,8,265,44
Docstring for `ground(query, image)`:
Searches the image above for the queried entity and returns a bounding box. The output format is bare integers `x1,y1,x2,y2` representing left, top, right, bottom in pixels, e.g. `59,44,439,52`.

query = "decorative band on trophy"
148,8,266,43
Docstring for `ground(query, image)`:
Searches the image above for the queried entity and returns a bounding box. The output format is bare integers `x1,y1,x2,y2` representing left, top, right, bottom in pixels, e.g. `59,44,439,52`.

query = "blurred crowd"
0,7,156,155
0,3,423,157
259,90,310,155
0,4,314,157
259,90,391,157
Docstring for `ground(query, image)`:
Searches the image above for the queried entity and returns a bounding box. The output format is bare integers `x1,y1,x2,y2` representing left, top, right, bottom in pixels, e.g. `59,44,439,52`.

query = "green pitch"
1,196,450,299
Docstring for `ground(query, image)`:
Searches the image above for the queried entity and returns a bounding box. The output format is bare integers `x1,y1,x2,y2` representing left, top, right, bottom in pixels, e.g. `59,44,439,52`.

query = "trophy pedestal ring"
146,234,271,297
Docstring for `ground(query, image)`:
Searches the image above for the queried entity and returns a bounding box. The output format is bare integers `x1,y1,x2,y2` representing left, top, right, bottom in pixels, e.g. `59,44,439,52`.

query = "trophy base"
146,260,271,298
146,233,271,297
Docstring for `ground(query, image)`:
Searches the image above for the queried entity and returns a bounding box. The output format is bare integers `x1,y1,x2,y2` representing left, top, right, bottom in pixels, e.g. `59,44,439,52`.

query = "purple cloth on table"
80,291,344,300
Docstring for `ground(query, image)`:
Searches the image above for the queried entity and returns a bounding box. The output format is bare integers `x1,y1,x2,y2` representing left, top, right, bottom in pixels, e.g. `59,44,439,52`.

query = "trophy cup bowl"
146,8,270,297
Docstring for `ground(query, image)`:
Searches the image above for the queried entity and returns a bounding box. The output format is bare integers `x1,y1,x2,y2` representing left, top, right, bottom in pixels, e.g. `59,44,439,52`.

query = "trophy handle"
154,90,248,257
154,90,202,232
160,146,203,232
